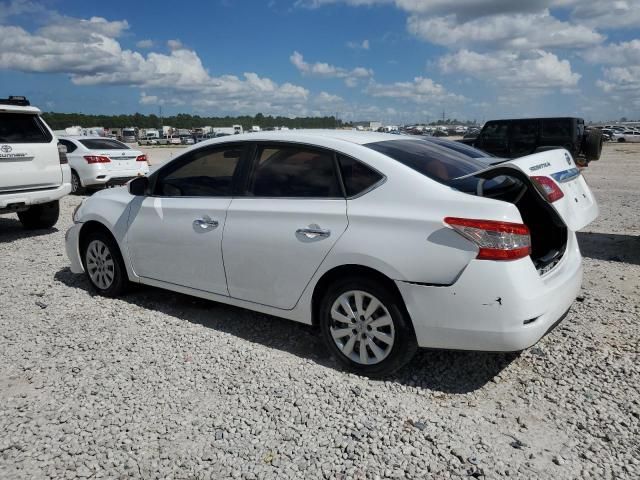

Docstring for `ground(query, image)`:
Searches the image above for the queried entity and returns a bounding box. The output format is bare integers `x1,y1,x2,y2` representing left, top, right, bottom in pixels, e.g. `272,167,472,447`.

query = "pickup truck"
0,96,71,229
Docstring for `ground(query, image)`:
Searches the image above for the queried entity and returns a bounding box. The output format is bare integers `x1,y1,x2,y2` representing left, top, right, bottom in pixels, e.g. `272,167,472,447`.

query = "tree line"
41,112,343,130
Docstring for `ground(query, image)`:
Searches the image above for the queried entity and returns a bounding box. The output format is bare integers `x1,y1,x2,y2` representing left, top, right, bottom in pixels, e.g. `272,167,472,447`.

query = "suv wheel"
17,200,59,229
81,230,128,297
319,277,417,377
71,170,85,195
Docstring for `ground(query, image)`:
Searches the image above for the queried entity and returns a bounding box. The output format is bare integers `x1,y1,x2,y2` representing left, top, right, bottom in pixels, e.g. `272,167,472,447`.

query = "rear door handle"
193,216,219,229
296,225,331,239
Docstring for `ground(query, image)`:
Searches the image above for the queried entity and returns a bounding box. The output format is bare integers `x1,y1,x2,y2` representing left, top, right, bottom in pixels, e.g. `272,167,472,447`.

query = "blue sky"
1,0,639,122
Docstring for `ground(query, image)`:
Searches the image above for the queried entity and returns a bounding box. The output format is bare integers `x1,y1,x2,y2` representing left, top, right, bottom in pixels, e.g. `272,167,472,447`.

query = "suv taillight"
84,155,111,164
530,176,564,203
136,154,147,163
57,144,68,164
444,217,531,261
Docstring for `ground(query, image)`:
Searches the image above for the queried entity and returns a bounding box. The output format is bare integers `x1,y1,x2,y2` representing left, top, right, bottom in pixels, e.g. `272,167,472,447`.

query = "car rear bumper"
65,222,85,274
397,232,583,351
83,169,148,187
0,182,71,212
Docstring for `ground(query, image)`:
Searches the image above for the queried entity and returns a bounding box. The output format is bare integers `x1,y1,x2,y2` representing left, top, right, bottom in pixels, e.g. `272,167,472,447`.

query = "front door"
223,143,348,309
126,144,247,294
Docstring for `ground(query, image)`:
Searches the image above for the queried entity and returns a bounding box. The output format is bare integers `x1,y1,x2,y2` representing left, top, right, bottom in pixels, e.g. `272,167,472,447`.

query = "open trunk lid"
460,149,598,231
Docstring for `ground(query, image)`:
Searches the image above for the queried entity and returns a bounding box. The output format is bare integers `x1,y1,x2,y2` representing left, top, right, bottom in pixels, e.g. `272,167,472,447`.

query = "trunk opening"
457,168,568,274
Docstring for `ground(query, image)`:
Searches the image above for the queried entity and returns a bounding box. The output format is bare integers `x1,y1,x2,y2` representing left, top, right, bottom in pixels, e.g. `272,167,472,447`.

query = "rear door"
222,143,348,309
0,110,61,191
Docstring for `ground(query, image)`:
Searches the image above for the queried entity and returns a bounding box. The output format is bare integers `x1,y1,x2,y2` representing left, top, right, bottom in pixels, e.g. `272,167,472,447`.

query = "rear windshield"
424,138,494,158
366,139,486,184
0,113,52,143
79,139,129,150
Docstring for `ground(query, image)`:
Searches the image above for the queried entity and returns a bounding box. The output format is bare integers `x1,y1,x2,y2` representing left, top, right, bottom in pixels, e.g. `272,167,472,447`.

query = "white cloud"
290,51,373,86
582,39,640,65
439,49,581,89
366,76,466,104
597,66,640,94
570,1,640,29
136,39,154,49
407,10,603,50
0,13,310,115
347,39,370,50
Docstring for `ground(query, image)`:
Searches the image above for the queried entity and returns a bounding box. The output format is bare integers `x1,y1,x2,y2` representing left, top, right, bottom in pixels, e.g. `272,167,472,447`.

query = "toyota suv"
0,96,71,229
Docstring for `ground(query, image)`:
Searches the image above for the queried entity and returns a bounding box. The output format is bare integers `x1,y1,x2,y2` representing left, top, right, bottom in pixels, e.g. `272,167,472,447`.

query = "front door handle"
296,225,331,239
193,217,219,229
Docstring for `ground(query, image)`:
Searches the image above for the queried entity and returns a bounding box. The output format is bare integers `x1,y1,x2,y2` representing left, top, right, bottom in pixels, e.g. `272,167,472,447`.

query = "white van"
0,96,71,229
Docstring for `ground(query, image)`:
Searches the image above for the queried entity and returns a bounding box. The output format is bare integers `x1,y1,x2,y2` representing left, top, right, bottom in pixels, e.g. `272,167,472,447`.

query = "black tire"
17,200,59,229
584,130,603,160
617,137,626,143
71,170,85,195
81,229,128,297
319,276,418,377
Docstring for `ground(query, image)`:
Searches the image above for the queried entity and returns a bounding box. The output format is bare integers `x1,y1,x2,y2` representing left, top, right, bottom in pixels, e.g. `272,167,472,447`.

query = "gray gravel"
1,143,638,479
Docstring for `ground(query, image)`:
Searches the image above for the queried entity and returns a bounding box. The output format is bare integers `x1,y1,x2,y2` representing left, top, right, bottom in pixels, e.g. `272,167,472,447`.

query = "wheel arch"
310,264,407,327
78,220,119,253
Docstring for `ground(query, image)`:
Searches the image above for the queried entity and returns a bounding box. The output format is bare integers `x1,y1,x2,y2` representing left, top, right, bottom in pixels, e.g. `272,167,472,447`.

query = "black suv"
460,117,603,165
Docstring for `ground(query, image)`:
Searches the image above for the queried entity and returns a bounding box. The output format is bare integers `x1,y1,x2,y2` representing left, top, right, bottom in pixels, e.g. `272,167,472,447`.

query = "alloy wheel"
86,239,115,289
329,290,395,365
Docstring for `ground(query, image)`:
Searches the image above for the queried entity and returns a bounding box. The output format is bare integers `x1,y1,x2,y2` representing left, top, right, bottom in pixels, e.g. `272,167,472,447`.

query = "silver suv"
0,96,71,229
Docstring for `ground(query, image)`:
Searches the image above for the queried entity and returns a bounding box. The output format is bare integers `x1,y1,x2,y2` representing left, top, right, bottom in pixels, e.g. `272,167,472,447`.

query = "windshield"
366,139,509,193
79,139,130,150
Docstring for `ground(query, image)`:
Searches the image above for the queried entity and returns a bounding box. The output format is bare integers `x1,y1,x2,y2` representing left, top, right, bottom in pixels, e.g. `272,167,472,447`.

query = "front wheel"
319,277,417,377
81,230,128,297
17,200,59,229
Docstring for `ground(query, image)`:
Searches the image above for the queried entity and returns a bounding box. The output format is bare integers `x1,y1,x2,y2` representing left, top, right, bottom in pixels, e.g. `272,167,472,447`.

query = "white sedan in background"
58,136,149,194
65,131,598,376
613,130,640,143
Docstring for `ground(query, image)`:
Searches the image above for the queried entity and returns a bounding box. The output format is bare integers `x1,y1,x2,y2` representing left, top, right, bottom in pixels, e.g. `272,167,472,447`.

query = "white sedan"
58,136,149,194
65,131,598,376
613,130,640,143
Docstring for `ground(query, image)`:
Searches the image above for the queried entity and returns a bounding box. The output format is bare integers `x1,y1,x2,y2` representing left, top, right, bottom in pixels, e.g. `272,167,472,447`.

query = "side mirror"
128,176,149,196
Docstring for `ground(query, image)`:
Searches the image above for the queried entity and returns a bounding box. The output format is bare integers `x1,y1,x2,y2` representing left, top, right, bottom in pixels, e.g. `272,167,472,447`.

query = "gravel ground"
1,143,638,479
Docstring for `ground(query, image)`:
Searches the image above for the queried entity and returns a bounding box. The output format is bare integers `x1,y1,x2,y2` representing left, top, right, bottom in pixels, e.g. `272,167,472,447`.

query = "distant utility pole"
335,111,339,129
159,106,163,128
442,110,445,123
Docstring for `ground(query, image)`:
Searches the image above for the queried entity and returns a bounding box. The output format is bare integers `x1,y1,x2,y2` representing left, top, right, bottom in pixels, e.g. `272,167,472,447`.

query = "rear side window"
480,122,508,142
366,140,485,186
338,155,383,196
79,139,129,150
0,113,52,143
154,146,243,197
59,139,77,153
541,119,572,138
249,146,341,198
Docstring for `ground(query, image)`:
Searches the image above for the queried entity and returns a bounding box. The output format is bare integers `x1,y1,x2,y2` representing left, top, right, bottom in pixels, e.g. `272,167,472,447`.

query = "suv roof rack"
0,96,31,106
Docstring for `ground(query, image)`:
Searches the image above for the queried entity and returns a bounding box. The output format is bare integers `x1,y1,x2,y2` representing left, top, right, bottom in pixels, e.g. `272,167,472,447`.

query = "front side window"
248,146,341,198
0,113,52,143
154,146,243,197
480,122,508,143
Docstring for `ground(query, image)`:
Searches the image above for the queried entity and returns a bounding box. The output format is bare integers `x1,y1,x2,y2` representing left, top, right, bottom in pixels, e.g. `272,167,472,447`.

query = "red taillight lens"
136,154,147,163
57,144,68,164
444,217,531,261
530,176,564,203
84,155,110,164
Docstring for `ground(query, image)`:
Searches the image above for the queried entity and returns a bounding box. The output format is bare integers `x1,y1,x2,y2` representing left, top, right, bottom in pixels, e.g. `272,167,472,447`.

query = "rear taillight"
57,144,68,164
136,154,147,163
530,176,564,203
444,217,531,261
84,155,111,164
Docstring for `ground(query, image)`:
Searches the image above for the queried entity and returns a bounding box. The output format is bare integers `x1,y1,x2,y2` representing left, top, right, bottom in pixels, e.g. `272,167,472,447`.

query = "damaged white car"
65,131,598,376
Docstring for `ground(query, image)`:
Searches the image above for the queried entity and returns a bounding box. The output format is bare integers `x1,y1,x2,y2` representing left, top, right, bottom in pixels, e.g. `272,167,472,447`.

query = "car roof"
0,104,42,114
211,129,414,146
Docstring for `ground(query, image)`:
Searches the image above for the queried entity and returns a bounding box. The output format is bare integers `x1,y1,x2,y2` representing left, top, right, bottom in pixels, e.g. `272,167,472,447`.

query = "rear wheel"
71,170,85,195
319,277,417,377
81,230,128,297
17,200,59,229
618,137,626,143
584,130,603,160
